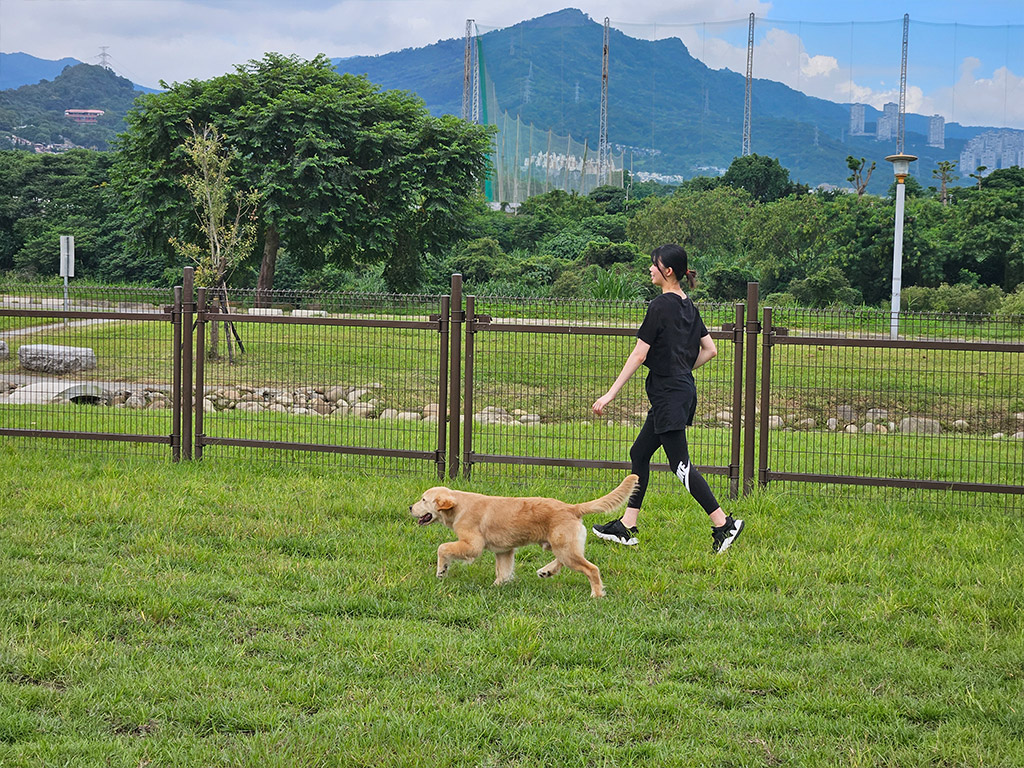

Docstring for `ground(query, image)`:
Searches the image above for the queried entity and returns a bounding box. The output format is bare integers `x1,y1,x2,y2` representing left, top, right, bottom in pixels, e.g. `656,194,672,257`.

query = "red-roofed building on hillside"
64,109,105,124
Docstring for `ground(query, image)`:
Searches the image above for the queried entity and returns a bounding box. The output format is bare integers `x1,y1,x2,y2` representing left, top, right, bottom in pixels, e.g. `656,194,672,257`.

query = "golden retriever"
410,474,638,598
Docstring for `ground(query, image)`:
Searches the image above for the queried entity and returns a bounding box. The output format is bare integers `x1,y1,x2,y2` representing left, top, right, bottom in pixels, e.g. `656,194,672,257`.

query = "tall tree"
720,153,795,203
932,160,958,206
846,156,876,198
113,53,492,294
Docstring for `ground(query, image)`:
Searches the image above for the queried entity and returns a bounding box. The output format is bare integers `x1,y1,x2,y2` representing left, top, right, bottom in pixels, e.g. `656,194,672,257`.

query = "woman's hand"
592,393,613,415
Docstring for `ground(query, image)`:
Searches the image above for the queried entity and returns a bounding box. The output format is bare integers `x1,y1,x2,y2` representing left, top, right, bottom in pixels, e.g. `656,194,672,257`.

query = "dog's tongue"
418,513,433,525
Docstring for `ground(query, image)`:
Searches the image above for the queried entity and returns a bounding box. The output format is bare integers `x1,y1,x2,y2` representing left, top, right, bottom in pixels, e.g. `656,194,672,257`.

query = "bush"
550,270,586,298
900,283,1005,314
788,265,861,307
591,268,641,301
581,240,642,267
997,285,1024,317
701,264,756,301
447,238,509,284
764,292,798,307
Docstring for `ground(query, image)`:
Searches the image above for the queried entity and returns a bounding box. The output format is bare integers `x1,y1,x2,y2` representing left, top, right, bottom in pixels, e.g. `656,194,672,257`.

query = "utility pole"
598,17,610,185
742,13,754,156
898,14,908,154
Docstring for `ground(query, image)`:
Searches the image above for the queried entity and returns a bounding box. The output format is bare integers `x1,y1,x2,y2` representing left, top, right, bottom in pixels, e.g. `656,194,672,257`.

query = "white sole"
592,528,638,546
716,519,744,553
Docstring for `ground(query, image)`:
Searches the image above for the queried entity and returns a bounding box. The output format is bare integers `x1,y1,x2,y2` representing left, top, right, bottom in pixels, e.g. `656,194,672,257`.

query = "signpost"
60,235,74,326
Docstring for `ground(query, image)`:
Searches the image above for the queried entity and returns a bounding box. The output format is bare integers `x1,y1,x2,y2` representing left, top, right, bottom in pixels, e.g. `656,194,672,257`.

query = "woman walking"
591,244,744,552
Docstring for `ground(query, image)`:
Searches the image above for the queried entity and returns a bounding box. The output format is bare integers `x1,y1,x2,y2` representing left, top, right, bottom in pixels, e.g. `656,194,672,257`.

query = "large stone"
0,340,8,361
18,344,97,374
899,417,942,435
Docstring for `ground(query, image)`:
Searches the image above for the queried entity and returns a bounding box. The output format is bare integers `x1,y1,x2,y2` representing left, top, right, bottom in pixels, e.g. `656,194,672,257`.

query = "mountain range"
1,9,1005,190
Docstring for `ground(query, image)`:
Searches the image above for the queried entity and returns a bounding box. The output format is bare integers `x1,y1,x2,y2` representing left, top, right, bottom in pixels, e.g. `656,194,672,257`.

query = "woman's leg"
622,414,661,527
659,429,726,526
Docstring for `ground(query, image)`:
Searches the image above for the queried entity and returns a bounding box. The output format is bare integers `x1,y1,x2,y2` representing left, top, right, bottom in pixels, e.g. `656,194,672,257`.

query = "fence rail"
2,270,1021,511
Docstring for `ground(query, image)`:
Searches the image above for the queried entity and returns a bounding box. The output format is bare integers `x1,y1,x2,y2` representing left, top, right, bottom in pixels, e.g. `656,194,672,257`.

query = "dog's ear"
434,491,455,510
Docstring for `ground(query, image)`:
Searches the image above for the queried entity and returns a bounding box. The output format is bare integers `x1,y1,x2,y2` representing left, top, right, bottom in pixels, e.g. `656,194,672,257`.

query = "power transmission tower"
897,14,908,154
742,13,754,156
598,17,610,185
97,46,112,70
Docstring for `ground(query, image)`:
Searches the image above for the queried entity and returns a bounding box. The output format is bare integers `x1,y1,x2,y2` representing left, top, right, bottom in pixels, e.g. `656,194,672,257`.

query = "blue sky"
2,0,1022,126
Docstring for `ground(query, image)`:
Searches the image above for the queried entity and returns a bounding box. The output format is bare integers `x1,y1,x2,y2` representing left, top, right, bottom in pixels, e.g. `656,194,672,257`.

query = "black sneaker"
712,516,744,553
592,518,638,546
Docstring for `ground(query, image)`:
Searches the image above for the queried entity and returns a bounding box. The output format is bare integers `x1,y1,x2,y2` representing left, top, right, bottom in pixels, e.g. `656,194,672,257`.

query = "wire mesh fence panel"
0,283,178,458
761,306,1024,513
462,294,740,502
193,289,447,475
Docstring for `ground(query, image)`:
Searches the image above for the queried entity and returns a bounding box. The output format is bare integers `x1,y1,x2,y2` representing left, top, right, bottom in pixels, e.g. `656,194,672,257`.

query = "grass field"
1,444,1021,767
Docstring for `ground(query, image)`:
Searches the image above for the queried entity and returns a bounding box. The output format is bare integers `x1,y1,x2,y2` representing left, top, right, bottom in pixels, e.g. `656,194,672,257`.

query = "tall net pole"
898,14,908,153
462,20,474,122
599,17,610,185
742,13,754,156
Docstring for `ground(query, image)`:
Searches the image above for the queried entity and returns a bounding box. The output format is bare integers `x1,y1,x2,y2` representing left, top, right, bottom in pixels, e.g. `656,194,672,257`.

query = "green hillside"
333,8,975,192
0,63,145,151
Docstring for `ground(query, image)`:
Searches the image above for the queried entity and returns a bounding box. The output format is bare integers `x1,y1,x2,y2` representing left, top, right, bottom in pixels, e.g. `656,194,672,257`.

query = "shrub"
764,292,798,307
701,264,756,301
581,240,642,267
591,267,641,301
997,285,1024,317
900,283,1005,314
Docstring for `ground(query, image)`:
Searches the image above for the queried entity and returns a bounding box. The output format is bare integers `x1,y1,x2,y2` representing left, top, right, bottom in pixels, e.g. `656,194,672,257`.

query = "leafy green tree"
739,193,830,294
950,187,1024,290
932,160,958,206
113,53,492,294
627,186,751,267
0,149,120,278
846,156,876,198
721,154,794,203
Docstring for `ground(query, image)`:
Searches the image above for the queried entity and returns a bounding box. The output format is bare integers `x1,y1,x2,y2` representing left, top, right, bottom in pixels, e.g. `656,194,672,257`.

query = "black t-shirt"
637,293,708,378
636,293,709,433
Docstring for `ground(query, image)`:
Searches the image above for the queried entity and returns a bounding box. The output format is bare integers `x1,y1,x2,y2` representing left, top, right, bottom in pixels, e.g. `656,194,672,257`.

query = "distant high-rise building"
849,104,866,136
876,102,899,142
960,129,1024,175
928,114,945,148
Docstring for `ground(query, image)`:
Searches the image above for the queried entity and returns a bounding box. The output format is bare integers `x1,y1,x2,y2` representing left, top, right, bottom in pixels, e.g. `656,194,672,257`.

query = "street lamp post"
886,153,917,340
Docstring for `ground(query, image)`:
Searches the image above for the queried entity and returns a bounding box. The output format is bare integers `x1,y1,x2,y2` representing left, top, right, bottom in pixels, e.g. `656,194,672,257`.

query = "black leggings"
627,413,720,515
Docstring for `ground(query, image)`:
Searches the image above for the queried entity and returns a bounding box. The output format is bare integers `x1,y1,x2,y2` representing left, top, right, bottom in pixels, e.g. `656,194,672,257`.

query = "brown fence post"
171,285,183,462
742,282,759,494
758,305,774,487
448,274,463,480
462,294,476,480
729,301,745,499
194,287,207,461
181,267,194,460
436,295,450,480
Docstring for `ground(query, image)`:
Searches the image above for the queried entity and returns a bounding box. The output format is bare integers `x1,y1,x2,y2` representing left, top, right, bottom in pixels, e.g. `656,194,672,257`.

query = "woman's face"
650,259,670,286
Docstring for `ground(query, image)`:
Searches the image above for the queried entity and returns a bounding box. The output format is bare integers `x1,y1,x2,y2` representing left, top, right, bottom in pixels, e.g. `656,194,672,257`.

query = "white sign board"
60,235,75,278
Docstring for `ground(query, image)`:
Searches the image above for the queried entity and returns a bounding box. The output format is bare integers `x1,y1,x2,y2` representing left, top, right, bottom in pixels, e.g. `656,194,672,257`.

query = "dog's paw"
436,566,448,578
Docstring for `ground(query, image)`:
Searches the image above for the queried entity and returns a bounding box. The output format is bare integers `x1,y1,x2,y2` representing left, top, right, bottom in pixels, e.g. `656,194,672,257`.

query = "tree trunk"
256,224,279,307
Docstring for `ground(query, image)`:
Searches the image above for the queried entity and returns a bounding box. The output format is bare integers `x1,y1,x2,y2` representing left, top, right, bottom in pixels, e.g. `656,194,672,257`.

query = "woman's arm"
693,333,717,370
592,339,650,415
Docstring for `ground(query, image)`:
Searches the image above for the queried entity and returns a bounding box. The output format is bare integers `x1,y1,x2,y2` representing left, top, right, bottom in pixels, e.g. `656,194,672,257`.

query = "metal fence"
2,271,1021,512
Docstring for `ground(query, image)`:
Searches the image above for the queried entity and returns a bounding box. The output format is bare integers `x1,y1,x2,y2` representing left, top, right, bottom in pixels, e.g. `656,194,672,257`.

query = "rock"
397,411,421,421
422,403,441,417
993,432,1006,439
952,419,970,431
837,405,858,423
331,404,350,418
795,418,816,429
866,408,889,422
899,417,941,435
311,401,333,415
876,425,889,435
246,307,283,315
379,408,400,420
1012,432,1024,440
348,388,371,402
18,344,97,374
863,422,876,434
767,415,785,429
325,386,348,403
351,402,375,418
520,414,542,424
236,401,262,412
844,424,859,434
0,340,8,361
203,398,217,413
56,383,112,406
268,403,288,413
714,410,733,423
827,418,839,431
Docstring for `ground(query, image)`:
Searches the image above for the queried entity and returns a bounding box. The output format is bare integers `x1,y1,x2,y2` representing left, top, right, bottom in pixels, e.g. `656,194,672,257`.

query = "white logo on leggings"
676,461,691,491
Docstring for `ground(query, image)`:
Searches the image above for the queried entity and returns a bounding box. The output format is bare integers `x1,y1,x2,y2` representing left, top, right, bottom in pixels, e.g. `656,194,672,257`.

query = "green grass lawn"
1,445,1021,767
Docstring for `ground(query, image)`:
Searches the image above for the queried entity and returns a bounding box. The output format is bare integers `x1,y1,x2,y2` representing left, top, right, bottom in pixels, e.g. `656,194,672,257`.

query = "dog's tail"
576,474,639,517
